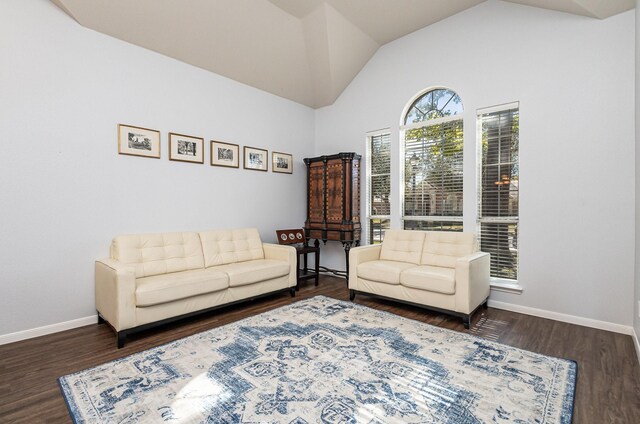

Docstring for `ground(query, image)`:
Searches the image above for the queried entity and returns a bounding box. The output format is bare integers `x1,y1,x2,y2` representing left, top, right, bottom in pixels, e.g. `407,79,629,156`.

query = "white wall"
0,0,315,337
315,0,635,327
635,0,640,339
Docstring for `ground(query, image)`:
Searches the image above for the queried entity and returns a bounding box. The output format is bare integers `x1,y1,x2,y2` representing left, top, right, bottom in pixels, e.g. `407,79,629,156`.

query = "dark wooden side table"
276,229,320,291
295,244,320,291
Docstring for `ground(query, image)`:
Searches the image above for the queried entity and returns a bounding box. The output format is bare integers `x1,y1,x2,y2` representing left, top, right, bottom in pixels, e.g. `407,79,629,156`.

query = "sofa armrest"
263,243,297,287
95,258,137,331
348,244,382,290
454,252,491,314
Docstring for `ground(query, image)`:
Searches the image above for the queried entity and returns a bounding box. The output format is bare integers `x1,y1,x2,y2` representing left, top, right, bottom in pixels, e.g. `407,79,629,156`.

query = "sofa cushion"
135,268,229,307
379,229,425,264
199,228,265,267
400,265,456,294
111,232,205,278
356,260,417,285
215,259,290,287
421,231,476,268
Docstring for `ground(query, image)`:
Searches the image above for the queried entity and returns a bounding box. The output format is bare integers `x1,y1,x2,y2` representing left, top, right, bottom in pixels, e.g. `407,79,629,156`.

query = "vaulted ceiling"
51,0,634,108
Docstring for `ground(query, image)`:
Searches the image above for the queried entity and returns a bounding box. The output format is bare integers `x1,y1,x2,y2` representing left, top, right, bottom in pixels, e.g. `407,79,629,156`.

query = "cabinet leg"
314,248,320,286
342,241,353,283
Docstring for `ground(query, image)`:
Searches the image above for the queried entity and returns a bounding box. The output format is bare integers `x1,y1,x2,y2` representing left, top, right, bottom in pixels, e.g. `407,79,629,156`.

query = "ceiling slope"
50,0,634,108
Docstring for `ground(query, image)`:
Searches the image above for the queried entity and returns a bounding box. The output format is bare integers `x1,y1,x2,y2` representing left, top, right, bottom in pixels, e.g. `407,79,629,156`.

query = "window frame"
476,101,520,287
365,129,391,244
400,88,464,231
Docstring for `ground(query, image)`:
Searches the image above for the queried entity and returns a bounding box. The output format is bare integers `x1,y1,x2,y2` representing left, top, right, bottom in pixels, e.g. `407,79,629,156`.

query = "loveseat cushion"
199,228,265,267
379,229,425,264
357,260,417,285
214,259,290,287
111,232,205,278
400,265,456,294
135,268,229,307
421,231,476,268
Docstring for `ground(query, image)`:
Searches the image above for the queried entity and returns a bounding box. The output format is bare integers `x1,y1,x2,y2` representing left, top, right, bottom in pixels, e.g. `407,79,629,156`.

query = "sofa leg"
289,287,296,297
97,314,105,325
462,314,470,329
349,290,356,301
483,300,489,309
117,331,126,349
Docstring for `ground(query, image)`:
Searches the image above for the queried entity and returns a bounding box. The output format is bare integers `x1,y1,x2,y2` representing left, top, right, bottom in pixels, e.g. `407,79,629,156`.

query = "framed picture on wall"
169,132,204,163
211,141,239,168
243,146,268,171
272,151,293,174
117,124,161,158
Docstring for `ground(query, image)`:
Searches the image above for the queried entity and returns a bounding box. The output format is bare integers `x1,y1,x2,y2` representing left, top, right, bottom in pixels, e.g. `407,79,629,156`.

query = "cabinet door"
351,159,361,223
325,158,344,224
308,161,325,225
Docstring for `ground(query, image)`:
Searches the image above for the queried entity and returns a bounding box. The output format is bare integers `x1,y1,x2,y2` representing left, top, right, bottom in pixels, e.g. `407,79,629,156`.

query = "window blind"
478,106,519,280
367,132,391,243
403,118,463,230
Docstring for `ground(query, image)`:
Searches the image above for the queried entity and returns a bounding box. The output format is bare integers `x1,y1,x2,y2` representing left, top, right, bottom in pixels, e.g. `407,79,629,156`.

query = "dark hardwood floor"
1,275,639,423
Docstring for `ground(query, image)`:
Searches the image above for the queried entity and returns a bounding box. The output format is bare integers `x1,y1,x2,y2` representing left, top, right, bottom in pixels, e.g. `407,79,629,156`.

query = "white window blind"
367,132,391,243
477,105,519,280
403,118,463,231
402,91,464,232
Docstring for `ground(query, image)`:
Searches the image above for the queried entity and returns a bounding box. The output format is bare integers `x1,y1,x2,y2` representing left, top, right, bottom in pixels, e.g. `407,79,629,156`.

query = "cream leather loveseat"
95,228,296,347
349,229,490,328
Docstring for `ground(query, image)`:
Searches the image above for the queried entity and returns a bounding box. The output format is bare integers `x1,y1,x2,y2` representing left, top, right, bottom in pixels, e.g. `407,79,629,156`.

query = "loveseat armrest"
95,258,137,332
262,243,297,287
349,244,382,290
454,252,490,314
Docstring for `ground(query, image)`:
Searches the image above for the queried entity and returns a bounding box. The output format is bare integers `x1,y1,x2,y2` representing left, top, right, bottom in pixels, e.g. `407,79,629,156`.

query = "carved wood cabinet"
303,152,361,275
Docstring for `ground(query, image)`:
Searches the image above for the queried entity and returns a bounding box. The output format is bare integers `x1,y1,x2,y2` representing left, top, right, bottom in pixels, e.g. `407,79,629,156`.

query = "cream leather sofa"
95,228,296,347
349,229,490,328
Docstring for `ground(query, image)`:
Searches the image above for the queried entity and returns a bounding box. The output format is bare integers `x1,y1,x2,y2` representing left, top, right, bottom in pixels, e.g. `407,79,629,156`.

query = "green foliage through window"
478,106,519,280
403,88,463,231
367,133,391,243
405,88,463,125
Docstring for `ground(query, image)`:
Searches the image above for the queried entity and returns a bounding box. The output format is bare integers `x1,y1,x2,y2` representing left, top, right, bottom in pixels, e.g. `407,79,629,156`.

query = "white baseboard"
0,315,98,346
633,328,640,366
488,300,634,335
1,304,637,353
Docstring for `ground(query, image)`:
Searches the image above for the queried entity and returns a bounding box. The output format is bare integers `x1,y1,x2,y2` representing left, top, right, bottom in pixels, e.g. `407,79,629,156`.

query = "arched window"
402,88,464,231
404,88,463,124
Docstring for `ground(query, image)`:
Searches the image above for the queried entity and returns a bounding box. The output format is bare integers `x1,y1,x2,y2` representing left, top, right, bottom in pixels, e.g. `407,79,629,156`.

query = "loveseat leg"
462,314,470,329
117,331,127,349
483,299,489,309
289,287,296,297
349,290,356,301
97,314,105,325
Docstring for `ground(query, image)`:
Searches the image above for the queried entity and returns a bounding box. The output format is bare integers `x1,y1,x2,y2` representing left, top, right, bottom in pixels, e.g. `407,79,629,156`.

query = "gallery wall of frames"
117,123,294,174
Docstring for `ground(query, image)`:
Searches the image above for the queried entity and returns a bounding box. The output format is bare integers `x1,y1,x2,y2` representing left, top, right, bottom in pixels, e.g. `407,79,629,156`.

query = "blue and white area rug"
59,296,576,423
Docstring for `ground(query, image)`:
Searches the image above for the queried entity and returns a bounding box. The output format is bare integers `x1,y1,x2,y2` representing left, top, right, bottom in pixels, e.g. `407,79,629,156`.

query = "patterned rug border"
58,377,82,424
58,295,578,423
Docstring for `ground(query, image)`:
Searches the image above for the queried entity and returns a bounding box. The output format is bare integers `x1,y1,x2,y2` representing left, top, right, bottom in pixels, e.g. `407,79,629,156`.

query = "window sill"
490,279,523,294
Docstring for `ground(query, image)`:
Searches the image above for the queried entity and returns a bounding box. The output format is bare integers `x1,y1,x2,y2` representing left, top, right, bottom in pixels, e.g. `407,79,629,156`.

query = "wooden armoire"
303,152,361,276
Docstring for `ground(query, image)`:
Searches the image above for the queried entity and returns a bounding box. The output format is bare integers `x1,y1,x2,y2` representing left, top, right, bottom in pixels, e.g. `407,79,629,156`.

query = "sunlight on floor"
167,373,227,422
469,316,509,341
351,367,462,421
